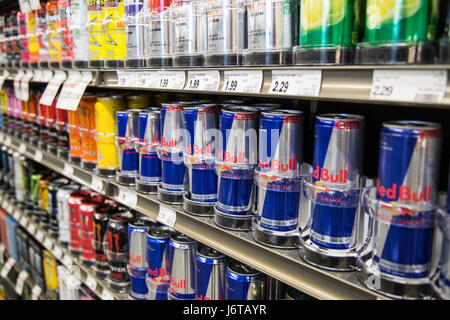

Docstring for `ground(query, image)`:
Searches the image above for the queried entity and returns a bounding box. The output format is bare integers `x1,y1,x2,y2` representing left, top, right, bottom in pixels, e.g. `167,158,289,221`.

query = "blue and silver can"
374,121,442,279
116,109,141,186
195,246,226,300
225,260,265,300
309,114,365,250
136,108,161,194
167,233,197,300
438,169,450,298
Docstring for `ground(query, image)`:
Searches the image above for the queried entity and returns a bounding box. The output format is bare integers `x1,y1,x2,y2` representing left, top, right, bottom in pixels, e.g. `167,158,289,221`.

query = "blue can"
167,233,197,300
130,274,148,300
195,246,226,300
310,114,365,249
215,106,258,215
146,226,173,300
375,121,442,278
184,104,218,202
225,260,265,300
117,109,141,185
256,110,303,232
6,216,19,262
137,109,161,192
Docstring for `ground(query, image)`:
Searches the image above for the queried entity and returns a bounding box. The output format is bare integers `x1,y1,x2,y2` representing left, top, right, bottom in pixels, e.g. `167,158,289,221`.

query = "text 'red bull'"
376,179,433,202
258,157,296,172
313,166,349,183
147,267,169,284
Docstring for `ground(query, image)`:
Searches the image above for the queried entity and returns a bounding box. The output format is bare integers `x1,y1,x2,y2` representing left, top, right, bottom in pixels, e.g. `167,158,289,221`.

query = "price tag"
31,285,42,300
85,275,97,292
56,71,81,109
63,163,74,178
14,70,25,100
0,243,5,264
5,202,13,214
36,230,44,242
370,70,448,103
20,69,34,101
53,246,62,259
148,71,186,89
29,0,42,11
13,209,21,220
222,70,263,93
269,70,322,96
62,255,72,268
18,0,32,13
27,223,36,235
33,69,42,82
15,270,29,295
44,237,53,250
57,71,92,111
20,216,28,228
101,289,115,300
19,143,27,154
4,136,11,147
91,176,104,193
0,70,9,89
117,70,140,87
1,257,16,278
185,71,220,91
34,150,43,162
39,71,67,106
117,187,137,208
41,70,53,82
1,198,8,209
157,205,177,228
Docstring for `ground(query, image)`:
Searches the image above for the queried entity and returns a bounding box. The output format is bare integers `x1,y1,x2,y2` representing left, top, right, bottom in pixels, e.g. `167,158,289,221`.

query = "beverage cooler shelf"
0,189,121,300
2,65,450,108
0,132,389,300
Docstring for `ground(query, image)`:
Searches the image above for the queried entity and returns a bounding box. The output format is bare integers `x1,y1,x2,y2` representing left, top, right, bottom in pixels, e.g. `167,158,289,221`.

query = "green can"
31,173,43,206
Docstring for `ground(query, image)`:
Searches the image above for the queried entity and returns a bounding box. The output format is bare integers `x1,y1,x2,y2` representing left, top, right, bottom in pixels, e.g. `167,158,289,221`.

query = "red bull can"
195,246,226,300
167,233,197,300
374,121,442,279
437,168,450,298
310,114,365,250
225,260,265,300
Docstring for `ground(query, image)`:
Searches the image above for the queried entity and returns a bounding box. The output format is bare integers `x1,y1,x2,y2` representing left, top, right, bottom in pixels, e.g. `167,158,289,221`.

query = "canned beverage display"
56,107,69,159
56,184,80,247
27,10,40,69
79,199,103,267
68,190,92,256
146,0,173,67
214,106,258,231
183,104,218,216
95,95,126,177
167,233,197,300
47,177,70,239
72,0,90,68
36,3,50,68
225,260,265,300
28,91,39,144
439,2,450,63
18,11,29,68
295,0,361,65
88,0,105,68
68,107,82,165
78,94,98,171
104,0,126,68
45,97,58,155
59,0,75,68
47,0,62,69
358,0,440,64
195,246,226,300
124,0,147,67
136,108,161,194
436,168,450,299
37,100,49,150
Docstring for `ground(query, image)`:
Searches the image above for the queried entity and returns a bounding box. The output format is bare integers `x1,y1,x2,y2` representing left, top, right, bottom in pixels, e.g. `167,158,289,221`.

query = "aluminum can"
71,0,90,67
36,3,50,66
117,109,141,184
374,120,442,278
167,233,197,300
67,190,92,256
103,0,126,67
68,108,82,164
56,184,80,246
88,0,105,67
59,0,75,67
195,246,226,300
225,260,265,300
18,12,29,66
47,177,70,238
78,95,97,170
47,0,62,67
56,107,69,158
46,97,58,154
79,199,103,267
146,0,173,66
310,114,364,249
124,0,147,67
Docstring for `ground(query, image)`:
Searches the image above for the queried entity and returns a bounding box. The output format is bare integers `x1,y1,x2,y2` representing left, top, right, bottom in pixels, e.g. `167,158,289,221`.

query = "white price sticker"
157,205,177,228
149,71,186,89
85,275,97,291
57,71,92,111
63,163,74,177
4,136,11,147
0,243,5,264
44,237,53,250
222,70,263,93
31,285,42,300
5,202,13,214
13,210,21,220
117,70,140,87
36,230,44,242
41,70,53,82
19,143,27,154
117,188,137,208
15,270,29,295
1,257,16,279
19,0,32,13
34,150,43,162
53,246,62,259
269,70,322,96
33,69,43,82
27,223,36,235
29,0,42,11
14,70,25,100
62,255,72,268
101,289,115,300
185,71,221,91
370,70,448,103
20,216,28,228
20,69,34,101
91,176,104,193
39,71,67,106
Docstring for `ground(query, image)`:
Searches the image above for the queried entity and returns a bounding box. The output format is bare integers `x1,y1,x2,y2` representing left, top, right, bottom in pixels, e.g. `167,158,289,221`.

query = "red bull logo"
129,253,142,266
218,164,233,173
186,143,213,155
313,181,332,194
333,121,360,129
259,173,280,183
379,202,415,217
233,113,255,120
160,149,169,156
258,157,296,172
218,151,248,164
147,267,170,281
170,277,186,290
161,137,177,148
313,166,349,184
376,179,433,203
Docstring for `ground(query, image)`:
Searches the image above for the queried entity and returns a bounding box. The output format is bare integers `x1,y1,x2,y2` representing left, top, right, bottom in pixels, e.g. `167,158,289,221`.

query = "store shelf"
0,131,389,300
3,65,450,108
0,188,121,300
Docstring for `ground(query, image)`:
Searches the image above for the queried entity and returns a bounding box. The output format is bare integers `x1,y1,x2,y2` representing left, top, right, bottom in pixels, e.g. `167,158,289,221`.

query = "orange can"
78,95,98,170
68,108,82,165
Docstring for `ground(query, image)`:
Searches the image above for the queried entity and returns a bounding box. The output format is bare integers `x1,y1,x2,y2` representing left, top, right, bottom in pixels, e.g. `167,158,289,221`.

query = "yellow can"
47,0,61,65
43,250,59,292
127,95,152,109
95,95,126,176
88,0,106,67
103,0,126,67
0,90,7,123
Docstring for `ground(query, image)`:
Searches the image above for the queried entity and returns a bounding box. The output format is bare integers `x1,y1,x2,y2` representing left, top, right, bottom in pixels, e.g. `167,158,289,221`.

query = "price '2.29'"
271,80,289,93
372,85,393,97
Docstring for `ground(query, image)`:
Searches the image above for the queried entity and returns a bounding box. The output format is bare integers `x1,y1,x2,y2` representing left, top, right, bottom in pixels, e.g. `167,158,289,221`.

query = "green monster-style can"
295,0,362,64
358,0,440,64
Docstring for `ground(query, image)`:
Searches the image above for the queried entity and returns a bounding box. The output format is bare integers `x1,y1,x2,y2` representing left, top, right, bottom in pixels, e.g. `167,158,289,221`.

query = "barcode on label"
413,94,440,102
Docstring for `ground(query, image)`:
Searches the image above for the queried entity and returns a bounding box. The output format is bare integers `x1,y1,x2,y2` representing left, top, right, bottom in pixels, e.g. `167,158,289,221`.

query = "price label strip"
56,71,82,109
269,70,322,96
14,70,25,100
85,275,97,292
63,163,74,178
27,222,36,235
57,71,93,111
148,71,186,89
34,150,43,162
20,216,28,228
101,289,115,300
19,143,27,154
117,70,140,87
91,176,104,193
39,71,67,106
36,230,44,242
62,254,73,268
41,70,53,82
15,270,29,296
185,71,220,91
222,70,263,93
53,246,63,259
1,257,16,279
20,69,34,102
13,209,21,221
370,70,448,103
44,237,53,250
117,187,137,208
157,205,177,228
31,285,42,300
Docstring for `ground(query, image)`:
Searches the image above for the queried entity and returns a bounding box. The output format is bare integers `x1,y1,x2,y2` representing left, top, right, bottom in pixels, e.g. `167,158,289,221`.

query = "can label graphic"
104,0,126,60
28,12,40,63
147,0,172,57
125,0,146,59
72,0,89,62
88,0,105,61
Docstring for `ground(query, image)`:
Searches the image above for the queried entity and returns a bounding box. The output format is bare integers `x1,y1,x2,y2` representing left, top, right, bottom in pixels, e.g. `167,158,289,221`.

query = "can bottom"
57,148,69,160
81,161,97,171
105,59,124,69
136,181,158,194
69,155,81,166
182,193,215,217
47,144,58,155
206,53,242,67
213,206,254,231
97,167,117,178
356,42,436,64
243,50,293,66
174,54,205,67
130,292,147,300
117,174,136,186
39,61,49,69
157,184,184,205
74,60,89,69
251,218,299,249
125,59,146,68
89,60,104,69
356,253,435,300
147,57,173,68
295,47,355,65
50,62,60,69
61,61,73,69
30,62,38,69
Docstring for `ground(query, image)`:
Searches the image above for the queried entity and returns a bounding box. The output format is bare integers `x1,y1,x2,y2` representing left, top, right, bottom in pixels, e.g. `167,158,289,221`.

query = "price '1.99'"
224,80,238,92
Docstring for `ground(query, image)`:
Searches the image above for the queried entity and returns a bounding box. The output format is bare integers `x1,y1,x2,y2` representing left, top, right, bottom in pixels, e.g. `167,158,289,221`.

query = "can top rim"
170,233,195,243
261,109,303,116
316,113,364,121
222,105,259,113
383,120,441,130
147,226,173,239
197,246,226,259
227,261,260,276
184,103,217,110
119,109,144,113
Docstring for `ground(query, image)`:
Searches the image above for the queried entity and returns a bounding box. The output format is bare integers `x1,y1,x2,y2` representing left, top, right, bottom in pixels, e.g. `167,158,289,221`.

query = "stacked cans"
437,168,450,299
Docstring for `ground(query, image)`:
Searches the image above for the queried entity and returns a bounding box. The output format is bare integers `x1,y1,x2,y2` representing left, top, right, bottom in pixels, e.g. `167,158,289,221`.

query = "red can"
79,199,102,267
67,190,92,256
45,97,58,154
56,107,69,158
